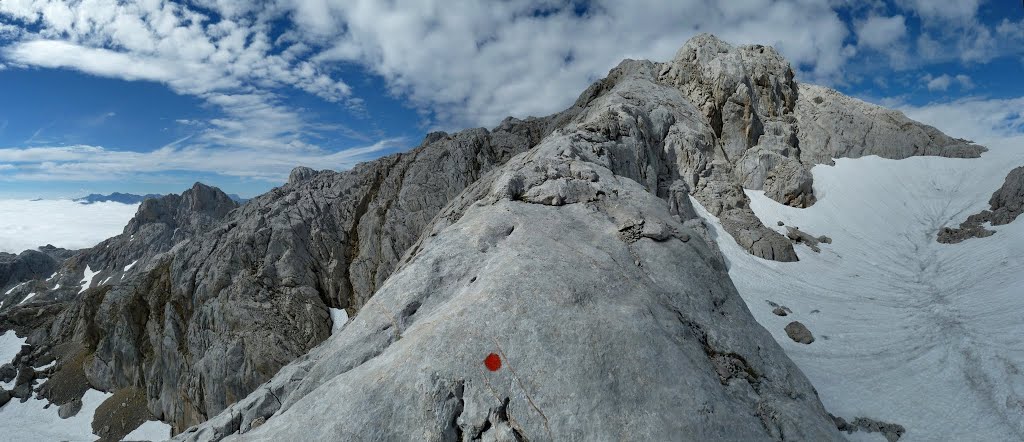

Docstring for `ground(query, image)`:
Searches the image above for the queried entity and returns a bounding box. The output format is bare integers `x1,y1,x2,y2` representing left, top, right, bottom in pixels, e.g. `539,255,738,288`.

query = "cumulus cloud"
0,199,139,253
922,73,974,92
296,0,853,128
925,74,953,91
0,0,352,152
857,15,907,49
894,0,981,22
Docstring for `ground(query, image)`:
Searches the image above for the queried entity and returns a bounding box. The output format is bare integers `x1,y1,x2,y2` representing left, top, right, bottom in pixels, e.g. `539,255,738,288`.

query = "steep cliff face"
0,33,986,440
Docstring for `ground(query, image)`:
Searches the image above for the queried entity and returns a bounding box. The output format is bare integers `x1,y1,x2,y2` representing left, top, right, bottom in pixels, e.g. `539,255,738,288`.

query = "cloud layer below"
0,199,138,253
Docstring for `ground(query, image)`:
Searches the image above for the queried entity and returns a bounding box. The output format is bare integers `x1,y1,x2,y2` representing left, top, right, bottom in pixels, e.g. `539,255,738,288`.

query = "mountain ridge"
0,34,993,440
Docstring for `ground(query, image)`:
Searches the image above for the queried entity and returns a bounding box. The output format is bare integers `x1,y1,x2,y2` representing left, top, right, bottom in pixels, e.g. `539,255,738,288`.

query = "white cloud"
955,74,974,90
1,0,1020,179
0,199,139,253
293,0,853,128
925,74,953,91
0,138,406,183
896,96,1024,144
922,73,975,92
857,15,907,49
0,1,353,152
894,0,982,22
4,40,177,81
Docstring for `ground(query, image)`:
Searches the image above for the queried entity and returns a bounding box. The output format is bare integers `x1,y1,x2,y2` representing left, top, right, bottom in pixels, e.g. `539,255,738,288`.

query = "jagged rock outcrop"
657,33,984,261
0,183,239,439
175,58,842,441
0,183,240,316
0,245,76,306
938,166,1024,243
795,85,985,164
5,115,566,434
0,33,983,439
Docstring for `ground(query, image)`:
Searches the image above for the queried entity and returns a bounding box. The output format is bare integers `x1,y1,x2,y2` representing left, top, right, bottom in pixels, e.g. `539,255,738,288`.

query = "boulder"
785,321,815,344
58,398,83,419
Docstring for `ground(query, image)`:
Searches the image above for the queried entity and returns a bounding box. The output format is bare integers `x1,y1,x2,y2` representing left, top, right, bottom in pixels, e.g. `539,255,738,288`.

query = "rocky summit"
0,34,993,441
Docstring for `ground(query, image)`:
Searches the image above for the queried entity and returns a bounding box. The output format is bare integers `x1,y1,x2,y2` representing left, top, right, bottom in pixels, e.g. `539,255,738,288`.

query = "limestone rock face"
987,166,1024,224
938,166,1024,243
286,166,319,185
657,33,983,260
0,247,73,303
7,115,562,434
174,58,842,441
795,84,985,165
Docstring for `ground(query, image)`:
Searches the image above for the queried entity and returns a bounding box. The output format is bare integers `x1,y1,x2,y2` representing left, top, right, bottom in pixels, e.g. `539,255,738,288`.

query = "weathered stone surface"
174,60,842,440
785,321,815,344
0,363,15,382
286,166,319,185
58,397,83,419
786,226,825,253
764,159,815,207
796,84,985,165
939,166,1024,243
767,301,792,317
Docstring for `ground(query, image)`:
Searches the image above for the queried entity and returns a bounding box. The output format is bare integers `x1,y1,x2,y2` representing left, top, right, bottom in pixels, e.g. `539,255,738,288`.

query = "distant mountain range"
75,192,164,204
76,192,249,204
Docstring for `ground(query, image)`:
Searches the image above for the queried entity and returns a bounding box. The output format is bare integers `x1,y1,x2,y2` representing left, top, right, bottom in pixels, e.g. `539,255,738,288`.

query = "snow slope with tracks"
699,137,1024,441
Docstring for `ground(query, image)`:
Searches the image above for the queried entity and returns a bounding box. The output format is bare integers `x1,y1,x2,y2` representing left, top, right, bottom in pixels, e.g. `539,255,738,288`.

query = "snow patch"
0,329,26,390
124,260,139,272
696,141,1024,441
123,419,172,441
330,308,349,335
19,292,37,304
4,281,25,295
79,265,99,294
0,388,113,441
0,329,26,365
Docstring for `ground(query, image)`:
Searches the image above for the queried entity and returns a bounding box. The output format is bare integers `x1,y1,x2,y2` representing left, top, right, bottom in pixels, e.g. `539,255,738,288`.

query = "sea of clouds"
0,199,138,254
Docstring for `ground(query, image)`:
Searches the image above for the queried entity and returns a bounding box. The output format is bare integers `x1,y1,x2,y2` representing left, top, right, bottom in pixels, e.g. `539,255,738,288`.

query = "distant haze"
0,199,138,253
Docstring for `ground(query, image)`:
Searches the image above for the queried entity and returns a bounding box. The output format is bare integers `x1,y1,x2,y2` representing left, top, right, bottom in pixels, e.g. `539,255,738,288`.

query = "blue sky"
0,0,1021,199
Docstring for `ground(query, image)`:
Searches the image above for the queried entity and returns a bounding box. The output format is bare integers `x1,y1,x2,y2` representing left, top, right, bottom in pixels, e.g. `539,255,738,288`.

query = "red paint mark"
484,353,502,371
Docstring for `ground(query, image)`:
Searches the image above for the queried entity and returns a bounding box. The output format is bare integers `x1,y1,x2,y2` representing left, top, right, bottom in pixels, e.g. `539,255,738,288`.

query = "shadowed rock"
939,166,1024,243
785,321,815,344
